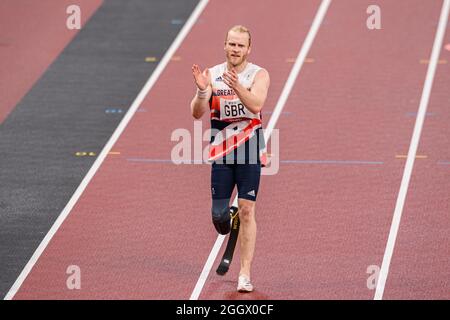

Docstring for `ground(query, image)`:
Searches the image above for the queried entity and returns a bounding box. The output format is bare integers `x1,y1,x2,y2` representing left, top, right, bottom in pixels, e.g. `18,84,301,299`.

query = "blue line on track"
126,158,383,165
171,19,184,25
262,111,292,115
280,160,383,165
127,158,203,164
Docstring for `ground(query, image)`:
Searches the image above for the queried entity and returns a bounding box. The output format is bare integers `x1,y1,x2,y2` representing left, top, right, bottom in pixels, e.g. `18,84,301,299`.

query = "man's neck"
227,60,248,74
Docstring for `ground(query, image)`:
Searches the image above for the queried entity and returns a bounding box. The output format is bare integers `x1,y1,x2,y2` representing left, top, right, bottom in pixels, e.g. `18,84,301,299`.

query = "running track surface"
3,0,449,299
0,0,102,124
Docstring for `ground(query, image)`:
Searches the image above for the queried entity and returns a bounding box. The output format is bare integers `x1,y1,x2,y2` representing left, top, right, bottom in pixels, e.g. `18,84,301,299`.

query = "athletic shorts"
211,162,261,202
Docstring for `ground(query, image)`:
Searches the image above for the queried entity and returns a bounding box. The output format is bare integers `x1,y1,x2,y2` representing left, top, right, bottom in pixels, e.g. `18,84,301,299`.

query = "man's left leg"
235,163,261,292
238,198,256,280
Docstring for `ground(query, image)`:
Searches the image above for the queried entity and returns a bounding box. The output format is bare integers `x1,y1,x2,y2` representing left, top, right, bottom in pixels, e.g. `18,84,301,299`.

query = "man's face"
224,31,251,67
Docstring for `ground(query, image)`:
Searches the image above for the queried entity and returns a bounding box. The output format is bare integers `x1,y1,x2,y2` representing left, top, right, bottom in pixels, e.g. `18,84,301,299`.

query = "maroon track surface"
383,11,450,299
202,0,446,300
0,0,102,123
12,0,450,299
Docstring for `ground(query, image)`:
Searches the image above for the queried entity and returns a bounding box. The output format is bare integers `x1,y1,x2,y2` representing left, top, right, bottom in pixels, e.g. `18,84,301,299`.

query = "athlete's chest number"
224,103,245,117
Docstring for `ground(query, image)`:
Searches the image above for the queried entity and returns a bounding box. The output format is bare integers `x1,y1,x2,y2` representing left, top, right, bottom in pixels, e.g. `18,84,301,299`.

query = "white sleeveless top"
207,62,266,164
208,62,262,122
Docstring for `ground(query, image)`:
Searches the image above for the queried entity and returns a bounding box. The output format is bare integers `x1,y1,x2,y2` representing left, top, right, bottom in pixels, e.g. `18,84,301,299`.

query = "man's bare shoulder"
256,67,269,76
254,68,270,84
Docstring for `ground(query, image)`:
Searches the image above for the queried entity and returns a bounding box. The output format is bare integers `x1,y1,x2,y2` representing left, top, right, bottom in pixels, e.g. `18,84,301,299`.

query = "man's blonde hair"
225,25,251,47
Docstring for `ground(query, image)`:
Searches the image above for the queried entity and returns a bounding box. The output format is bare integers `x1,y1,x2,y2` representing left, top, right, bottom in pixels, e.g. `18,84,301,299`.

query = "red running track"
12,0,321,299
10,0,449,299
383,9,450,299
0,0,102,123
201,0,446,300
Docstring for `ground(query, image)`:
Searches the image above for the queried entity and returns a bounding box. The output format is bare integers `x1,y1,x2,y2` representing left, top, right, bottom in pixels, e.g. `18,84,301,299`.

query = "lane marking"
189,0,332,300
105,108,124,114
4,0,210,300
374,0,450,300
281,159,383,165
405,112,435,117
125,158,383,165
286,57,315,63
395,155,427,159
171,19,184,25
145,56,157,62
127,158,203,164
262,110,292,116
75,152,96,157
420,59,447,64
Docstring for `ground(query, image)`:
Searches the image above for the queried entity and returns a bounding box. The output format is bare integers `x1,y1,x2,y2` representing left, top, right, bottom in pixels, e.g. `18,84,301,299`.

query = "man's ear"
248,46,252,55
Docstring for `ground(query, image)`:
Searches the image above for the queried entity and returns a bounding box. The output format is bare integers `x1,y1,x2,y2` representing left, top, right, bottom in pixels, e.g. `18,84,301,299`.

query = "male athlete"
190,25,270,292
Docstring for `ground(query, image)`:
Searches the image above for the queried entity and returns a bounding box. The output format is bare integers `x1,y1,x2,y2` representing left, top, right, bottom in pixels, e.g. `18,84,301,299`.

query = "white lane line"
374,0,450,300
4,0,210,300
189,0,332,300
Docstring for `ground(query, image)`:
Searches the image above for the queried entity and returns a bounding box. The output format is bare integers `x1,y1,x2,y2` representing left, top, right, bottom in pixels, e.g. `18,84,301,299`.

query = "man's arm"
190,65,212,119
223,68,270,114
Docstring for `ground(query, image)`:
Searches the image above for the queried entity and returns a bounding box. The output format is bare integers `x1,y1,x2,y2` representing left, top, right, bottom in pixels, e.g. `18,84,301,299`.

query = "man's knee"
238,203,254,223
212,198,231,235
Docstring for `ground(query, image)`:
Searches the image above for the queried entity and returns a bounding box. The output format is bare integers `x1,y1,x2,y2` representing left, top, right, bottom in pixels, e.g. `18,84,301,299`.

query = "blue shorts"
211,162,261,202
